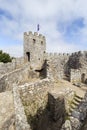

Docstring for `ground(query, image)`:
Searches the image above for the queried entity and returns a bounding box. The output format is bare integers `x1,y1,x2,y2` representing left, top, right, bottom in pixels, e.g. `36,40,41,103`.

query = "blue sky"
0,0,87,57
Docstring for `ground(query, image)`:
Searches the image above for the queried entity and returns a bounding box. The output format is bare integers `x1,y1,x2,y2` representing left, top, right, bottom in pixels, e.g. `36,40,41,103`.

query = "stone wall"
0,63,39,92
13,57,24,68
18,79,75,130
18,78,66,130
1,114,15,130
19,78,53,117
13,84,31,130
70,69,81,84
47,53,70,80
24,31,46,70
13,78,54,130
0,62,15,77
67,51,87,83
1,49,87,85
0,57,24,77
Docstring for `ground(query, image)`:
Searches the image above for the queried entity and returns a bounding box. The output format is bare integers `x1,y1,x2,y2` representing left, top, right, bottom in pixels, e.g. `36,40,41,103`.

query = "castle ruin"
0,31,87,130
24,32,46,70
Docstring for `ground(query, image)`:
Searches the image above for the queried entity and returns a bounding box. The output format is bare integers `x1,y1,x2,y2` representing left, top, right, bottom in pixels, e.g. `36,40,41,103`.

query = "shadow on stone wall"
80,117,87,130
67,54,82,70
27,93,66,130
63,53,82,82
35,60,47,79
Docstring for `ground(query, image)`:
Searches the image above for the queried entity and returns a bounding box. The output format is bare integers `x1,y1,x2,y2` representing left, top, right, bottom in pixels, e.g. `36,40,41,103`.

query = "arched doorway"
26,52,30,62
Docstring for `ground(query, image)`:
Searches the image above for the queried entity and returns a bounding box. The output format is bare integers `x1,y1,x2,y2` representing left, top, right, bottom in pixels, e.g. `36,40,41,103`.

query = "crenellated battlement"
46,52,71,59
24,31,45,40
71,51,87,57
46,51,87,58
24,31,46,69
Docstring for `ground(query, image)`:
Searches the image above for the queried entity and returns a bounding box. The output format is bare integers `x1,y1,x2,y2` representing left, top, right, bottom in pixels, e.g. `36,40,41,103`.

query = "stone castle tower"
24,31,46,70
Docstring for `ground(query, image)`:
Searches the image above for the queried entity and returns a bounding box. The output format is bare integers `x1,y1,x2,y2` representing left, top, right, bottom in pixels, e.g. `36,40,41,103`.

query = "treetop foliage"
0,50,12,63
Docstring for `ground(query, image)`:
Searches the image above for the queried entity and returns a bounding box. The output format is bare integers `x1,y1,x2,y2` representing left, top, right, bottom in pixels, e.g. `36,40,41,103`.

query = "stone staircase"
68,94,83,116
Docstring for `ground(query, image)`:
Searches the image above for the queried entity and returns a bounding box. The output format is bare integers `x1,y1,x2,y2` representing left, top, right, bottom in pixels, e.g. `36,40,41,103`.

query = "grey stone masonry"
13,84,31,130
70,69,81,84
24,31,46,70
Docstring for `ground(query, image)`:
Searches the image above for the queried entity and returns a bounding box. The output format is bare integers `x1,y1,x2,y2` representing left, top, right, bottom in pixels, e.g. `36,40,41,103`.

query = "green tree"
0,50,12,63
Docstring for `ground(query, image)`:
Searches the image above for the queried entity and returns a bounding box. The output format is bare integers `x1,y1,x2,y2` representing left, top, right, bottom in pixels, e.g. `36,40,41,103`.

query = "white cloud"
0,0,87,57
0,43,23,57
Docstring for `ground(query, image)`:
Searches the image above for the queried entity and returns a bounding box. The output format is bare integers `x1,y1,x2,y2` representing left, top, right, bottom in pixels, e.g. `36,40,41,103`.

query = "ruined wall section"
13,84,31,130
19,78,53,118
0,63,40,92
70,69,81,84
46,53,70,80
68,51,87,83
17,79,75,130
24,31,46,70
0,62,15,77
0,57,24,77
18,79,66,130
13,57,24,68
15,79,53,130
62,92,87,130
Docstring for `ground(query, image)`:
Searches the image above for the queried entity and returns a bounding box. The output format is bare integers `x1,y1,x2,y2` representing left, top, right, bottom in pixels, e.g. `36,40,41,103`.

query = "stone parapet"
13,84,31,130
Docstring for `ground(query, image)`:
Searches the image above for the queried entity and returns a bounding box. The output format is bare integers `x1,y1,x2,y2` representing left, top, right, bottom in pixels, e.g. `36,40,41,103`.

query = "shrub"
0,50,12,63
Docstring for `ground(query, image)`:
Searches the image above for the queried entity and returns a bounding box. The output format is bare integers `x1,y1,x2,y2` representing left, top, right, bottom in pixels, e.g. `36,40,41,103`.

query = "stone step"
71,100,80,106
68,112,71,116
71,96,83,106
74,97,82,103
75,95,83,100
70,104,77,109
68,95,83,117
69,107,74,113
